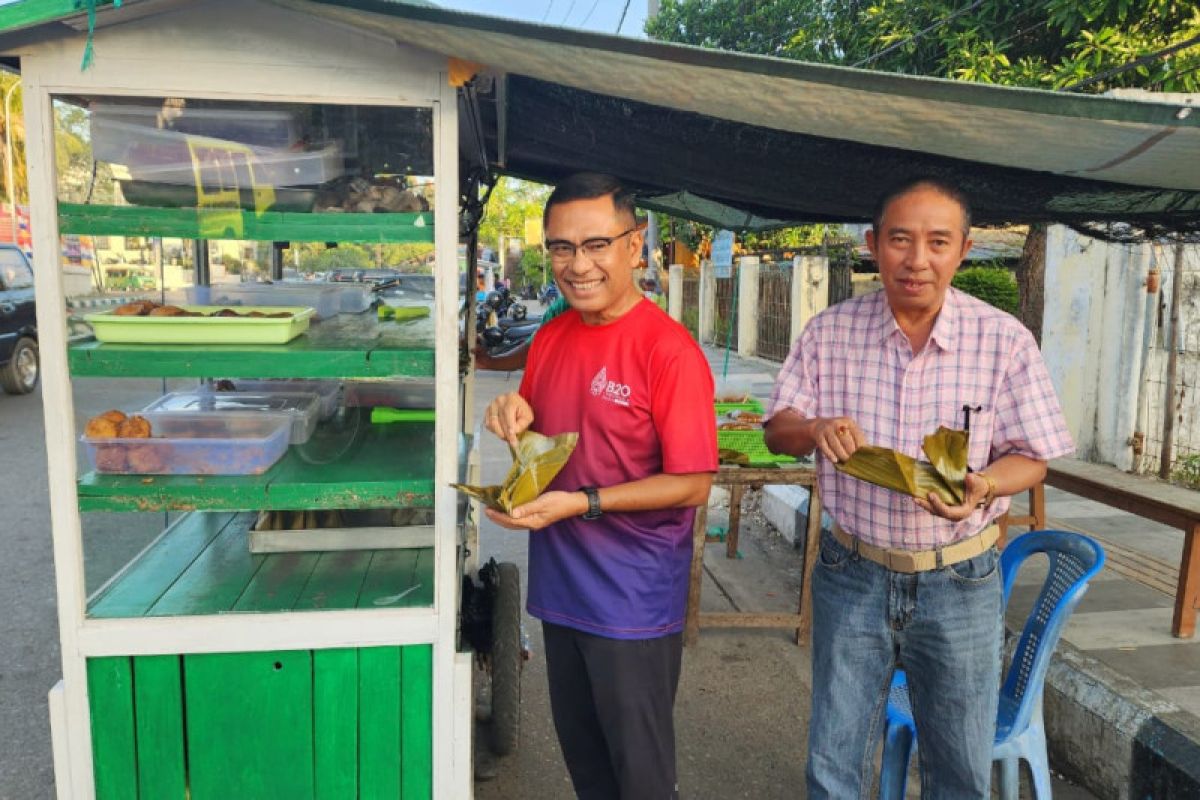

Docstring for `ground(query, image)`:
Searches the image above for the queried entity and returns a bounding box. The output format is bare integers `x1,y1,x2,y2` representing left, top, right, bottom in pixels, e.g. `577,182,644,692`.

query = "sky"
439,0,650,38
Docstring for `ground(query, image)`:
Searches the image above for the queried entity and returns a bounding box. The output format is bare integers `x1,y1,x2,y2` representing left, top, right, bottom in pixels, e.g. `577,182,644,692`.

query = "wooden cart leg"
726,484,744,559
797,486,822,647
1171,521,1199,639
685,503,709,647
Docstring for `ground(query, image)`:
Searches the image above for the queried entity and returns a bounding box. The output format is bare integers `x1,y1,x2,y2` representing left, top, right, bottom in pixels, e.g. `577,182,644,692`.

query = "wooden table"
1045,458,1200,638
685,464,820,646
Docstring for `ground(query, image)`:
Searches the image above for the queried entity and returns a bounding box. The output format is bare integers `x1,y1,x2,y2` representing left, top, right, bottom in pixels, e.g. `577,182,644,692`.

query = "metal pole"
4,77,21,243
1159,242,1185,480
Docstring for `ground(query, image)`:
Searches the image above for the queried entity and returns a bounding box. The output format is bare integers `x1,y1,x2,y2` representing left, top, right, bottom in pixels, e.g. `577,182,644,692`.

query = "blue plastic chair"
878,530,1105,800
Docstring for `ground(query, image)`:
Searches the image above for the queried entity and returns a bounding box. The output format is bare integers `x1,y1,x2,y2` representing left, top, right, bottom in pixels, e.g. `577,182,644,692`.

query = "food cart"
3,2,1197,798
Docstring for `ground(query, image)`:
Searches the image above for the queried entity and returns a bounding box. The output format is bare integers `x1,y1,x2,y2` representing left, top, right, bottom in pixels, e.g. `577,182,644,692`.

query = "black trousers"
542,621,684,800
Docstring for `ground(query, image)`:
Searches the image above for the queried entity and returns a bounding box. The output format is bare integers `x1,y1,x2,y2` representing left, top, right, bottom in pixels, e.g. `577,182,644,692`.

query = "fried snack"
126,444,165,473
94,445,128,472
116,415,153,438
266,311,292,318
213,308,241,317
98,409,127,425
716,393,750,403
734,411,764,424
246,311,266,318
147,305,187,317
84,416,121,438
112,301,158,316
718,422,758,431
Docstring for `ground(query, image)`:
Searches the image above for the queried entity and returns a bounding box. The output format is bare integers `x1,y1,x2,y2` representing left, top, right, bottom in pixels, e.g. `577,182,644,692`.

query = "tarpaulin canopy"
3,0,1199,233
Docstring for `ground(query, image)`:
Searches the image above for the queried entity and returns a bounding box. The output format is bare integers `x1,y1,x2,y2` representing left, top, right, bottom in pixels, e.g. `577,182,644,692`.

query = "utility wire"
616,0,631,34
559,0,579,26
1062,32,1200,91
579,0,603,27
852,0,986,68
541,0,555,22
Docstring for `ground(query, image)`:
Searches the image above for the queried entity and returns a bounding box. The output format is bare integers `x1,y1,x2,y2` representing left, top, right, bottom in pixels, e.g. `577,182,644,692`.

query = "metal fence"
680,272,699,339
756,262,792,362
713,274,738,351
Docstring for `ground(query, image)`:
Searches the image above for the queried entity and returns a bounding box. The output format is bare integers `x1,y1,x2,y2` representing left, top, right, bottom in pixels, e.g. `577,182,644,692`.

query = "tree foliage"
478,177,551,254
647,1,1200,92
952,264,1019,315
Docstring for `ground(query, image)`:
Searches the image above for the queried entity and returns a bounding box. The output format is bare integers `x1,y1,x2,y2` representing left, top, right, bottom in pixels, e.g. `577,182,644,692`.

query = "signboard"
524,217,543,246
712,229,734,278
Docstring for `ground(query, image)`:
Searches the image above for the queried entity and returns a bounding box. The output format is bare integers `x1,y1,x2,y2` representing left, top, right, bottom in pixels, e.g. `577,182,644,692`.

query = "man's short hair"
871,176,972,237
543,172,638,229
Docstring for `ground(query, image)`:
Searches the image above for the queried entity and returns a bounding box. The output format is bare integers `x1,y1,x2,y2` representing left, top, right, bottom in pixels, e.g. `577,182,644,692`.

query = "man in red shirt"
484,173,717,799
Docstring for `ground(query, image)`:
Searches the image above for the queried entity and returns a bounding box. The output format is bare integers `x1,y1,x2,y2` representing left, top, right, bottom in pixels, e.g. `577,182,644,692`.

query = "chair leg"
996,756,1020,800
879,720,914,800
1025,723,1053,800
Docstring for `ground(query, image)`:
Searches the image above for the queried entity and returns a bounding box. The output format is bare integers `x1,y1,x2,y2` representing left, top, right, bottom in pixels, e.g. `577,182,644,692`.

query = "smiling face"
545,194,645,325
866,185,972,319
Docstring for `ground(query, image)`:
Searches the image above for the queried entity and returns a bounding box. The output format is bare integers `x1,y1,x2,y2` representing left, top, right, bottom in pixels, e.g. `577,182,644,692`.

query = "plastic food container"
218,379,341,420
142,390,320,445
314,283,373,313
167,285,341,320
87,306,314,345
343,380,434,409
82,412,290,475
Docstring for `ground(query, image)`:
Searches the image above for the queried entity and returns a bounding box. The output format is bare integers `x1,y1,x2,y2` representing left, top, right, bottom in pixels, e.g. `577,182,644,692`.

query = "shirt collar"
874,287,958,353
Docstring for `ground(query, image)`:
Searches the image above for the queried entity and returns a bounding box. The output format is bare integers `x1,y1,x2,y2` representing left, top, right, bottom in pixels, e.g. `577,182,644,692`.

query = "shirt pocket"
939,403,995,471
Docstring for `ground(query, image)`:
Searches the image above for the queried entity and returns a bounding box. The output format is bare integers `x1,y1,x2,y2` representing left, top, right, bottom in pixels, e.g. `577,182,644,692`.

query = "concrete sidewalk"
704,345,1200,798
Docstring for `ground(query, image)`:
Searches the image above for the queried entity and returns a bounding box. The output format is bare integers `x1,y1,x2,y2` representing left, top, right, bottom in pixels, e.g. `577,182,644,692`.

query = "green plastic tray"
714,399,764,415
87,305,315,345
717,428,795,466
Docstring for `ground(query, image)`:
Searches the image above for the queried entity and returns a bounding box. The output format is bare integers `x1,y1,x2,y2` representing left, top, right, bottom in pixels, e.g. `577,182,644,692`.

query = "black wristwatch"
580,486,602,520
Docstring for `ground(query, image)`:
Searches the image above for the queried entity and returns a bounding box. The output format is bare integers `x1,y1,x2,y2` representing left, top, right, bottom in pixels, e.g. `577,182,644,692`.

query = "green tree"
478,177,551,256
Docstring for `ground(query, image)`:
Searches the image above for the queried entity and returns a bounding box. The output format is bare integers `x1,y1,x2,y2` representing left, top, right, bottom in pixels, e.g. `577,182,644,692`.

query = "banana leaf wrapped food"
834,426,968,505
452,430,579,514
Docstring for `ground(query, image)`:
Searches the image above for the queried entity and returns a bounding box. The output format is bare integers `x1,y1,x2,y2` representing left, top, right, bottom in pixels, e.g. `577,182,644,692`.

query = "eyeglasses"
545,227,639,264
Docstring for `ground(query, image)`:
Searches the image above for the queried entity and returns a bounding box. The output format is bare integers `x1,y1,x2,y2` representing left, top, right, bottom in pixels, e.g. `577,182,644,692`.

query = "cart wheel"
489,561,522,756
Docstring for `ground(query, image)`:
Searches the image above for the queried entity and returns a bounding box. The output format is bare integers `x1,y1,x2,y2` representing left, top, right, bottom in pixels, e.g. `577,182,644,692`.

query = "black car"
0,245,37,394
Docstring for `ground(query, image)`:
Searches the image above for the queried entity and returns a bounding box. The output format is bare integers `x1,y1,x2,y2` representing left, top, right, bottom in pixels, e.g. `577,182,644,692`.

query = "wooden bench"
685,465,820,646
1044,458,1200,639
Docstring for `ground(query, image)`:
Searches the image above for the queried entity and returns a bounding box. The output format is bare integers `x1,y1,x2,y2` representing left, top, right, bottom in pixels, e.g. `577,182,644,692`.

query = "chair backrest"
997,530,1105,737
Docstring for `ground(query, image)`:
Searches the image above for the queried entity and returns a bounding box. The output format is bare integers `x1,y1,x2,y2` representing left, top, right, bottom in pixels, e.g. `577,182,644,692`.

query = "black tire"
0,336,38,395
489,561,522,756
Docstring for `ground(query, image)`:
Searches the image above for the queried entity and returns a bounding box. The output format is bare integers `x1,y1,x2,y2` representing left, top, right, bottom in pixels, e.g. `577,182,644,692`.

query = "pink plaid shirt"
768,288,1073,550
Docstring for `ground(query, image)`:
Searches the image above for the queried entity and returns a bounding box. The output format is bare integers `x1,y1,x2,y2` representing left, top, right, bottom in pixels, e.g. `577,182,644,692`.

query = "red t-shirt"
520,299,717,638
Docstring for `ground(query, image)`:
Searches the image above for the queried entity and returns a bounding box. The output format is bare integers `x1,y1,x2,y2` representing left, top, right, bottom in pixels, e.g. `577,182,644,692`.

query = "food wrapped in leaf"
834,426,968,505
452,430,579,514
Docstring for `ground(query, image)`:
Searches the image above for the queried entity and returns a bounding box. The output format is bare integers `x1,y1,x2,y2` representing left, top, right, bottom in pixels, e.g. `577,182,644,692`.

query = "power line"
1062,32,1200,91
559,0,578,26
541,0,555,23
852,0,986,68
579,0,603,27
616,0,632,34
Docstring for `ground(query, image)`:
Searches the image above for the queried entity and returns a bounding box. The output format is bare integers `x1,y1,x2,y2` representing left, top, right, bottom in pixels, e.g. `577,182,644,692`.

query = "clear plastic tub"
343,380,434,409
167,285,341,320
142,390,320,445
82,412,290,475
313,283,373,313
217,379,341,420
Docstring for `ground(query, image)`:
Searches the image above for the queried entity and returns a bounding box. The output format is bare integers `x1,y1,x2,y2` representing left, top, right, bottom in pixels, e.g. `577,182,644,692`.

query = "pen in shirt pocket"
962,404,983,472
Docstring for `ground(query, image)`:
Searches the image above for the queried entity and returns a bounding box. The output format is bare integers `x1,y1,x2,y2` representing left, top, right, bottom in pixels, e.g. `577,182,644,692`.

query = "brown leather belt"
831,524,1000,574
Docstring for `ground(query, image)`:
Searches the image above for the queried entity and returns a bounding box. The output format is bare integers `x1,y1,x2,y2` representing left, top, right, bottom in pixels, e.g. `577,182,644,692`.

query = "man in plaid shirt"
765,177,1073,799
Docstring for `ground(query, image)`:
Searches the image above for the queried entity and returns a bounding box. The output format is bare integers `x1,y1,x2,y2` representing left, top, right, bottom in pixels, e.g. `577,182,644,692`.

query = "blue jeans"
806,530,1003,800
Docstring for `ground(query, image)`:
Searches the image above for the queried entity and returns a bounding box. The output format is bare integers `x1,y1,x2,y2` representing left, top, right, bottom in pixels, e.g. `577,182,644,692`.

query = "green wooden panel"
234,551,321,612
184,650,315,800
401,645,434,800
132,655,187,799
0,1,112,34
357,549,422,608
150,519,263,616
88,512,237,618
295,550,375,610
77,423,435,513
86,657,137,800
59,204,434,244
314,649,358,800
359,647,402,798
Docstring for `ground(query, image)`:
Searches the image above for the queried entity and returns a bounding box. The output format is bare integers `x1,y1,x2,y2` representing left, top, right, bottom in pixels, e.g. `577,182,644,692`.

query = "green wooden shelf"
69,311,436,378
78,421,437,512
88,512,435,618
59,203,433,244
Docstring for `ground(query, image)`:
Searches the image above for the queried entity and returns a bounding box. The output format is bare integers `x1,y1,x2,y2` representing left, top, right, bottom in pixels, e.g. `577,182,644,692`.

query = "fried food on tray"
213,308,241,317
718,422,758,431
98,409,127,424
733,411,764,424
116,415,153,438
94,445,127,472
147,305,187,317
266,311,292,318
112,301,158,316
84,416,121,438
716,393,751,403
125,444,165,473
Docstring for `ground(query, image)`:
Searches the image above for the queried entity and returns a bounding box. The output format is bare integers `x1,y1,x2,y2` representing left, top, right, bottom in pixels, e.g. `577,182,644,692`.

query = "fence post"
738,256,759,358
668,263,683,323
791,255,829,345
699,260,715,344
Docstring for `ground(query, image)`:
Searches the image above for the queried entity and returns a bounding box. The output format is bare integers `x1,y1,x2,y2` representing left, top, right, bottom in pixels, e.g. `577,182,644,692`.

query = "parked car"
0,245,38,394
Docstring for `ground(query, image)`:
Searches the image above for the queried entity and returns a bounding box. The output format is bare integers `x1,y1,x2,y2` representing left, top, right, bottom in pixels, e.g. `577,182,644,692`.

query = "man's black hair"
872,177,972,237
543,172,638,230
